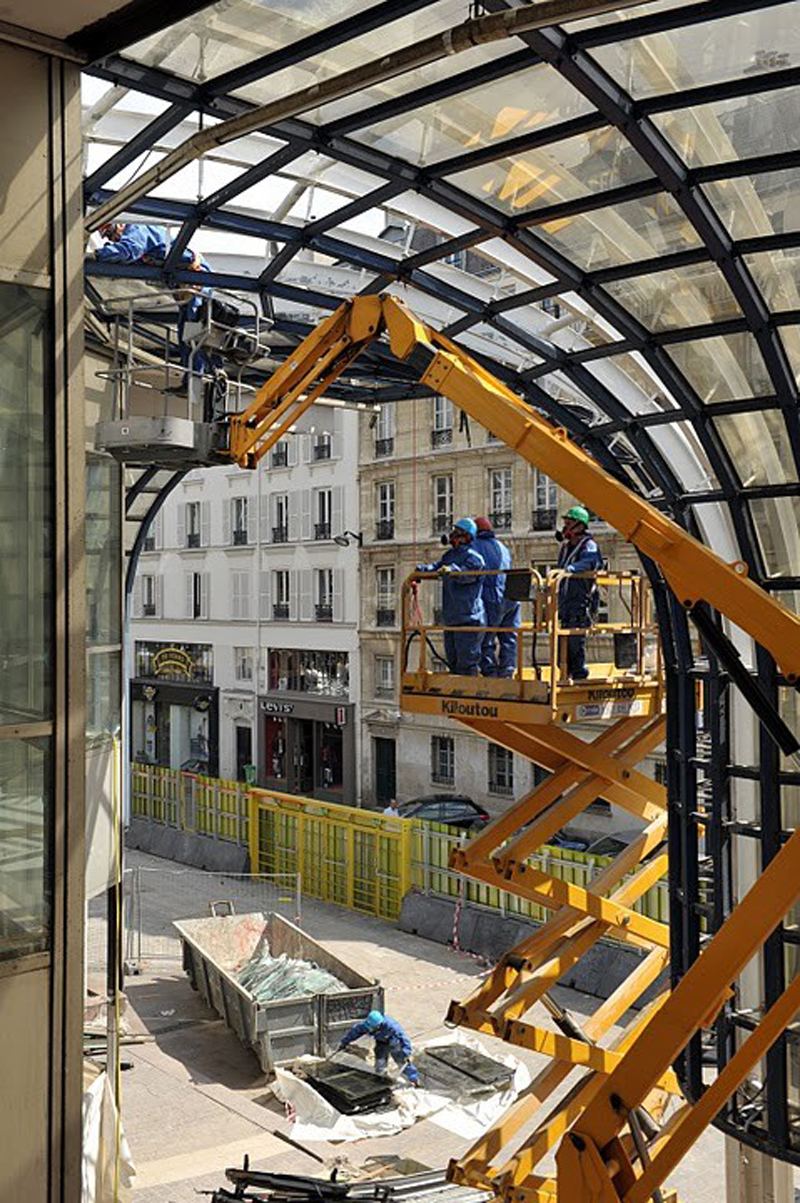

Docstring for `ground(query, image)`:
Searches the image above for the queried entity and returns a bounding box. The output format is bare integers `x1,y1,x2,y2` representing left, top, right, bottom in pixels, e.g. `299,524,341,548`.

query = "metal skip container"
173,912,384,1074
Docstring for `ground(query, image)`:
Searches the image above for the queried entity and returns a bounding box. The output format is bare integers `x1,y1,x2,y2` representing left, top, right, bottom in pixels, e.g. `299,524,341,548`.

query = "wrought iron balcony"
431,771,454,786
315,604,333,622
376,519,395,540
376,608,395,627
314,522,331,540
431,427,452,448
143,536,155,552
272,603,290,620
232,528,249,545
272,525,289,543
313,442,332,460
186,532,201,548
375,437,394,457
432,513,452,535
490,510,512,531
532,506,557,531
142,603,156,617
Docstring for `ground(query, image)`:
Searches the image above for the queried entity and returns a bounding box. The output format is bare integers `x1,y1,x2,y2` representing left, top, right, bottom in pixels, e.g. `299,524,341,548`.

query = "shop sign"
261,700,294,715
143,684,157,701
153,646,195,679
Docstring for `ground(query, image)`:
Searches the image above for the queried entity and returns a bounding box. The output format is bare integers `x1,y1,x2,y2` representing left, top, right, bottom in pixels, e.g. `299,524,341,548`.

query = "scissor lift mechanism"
223,294,800,1202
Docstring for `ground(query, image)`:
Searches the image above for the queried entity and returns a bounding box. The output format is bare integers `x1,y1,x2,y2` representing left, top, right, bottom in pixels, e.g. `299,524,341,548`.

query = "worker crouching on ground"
556,505,603,681
416,518,486,675
338,1010,421,1085
474,516,520,678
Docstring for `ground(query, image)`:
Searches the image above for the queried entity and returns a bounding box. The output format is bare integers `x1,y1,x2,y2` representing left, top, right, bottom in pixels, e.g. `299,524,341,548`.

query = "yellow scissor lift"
219,294,800,1202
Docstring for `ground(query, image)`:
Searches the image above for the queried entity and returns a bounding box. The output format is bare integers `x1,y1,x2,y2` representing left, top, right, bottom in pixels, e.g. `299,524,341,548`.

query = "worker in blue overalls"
473,515,520,678
94,221,215,395
556,505,604,680
416,518,485,675
338,1010,421,1085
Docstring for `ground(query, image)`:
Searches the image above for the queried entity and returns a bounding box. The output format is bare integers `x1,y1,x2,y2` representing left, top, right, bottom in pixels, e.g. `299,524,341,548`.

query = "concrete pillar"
725,1138,793,1203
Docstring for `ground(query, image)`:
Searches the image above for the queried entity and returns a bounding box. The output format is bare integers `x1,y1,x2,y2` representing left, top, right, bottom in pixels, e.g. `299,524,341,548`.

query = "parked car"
548,830,646,857
397,795,490,830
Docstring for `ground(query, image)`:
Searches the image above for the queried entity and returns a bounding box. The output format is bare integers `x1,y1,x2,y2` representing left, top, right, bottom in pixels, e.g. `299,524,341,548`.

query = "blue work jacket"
474,530,511,609
340,1015,412,1058
557,535,603,623
95,223,209,271
417,544,486,626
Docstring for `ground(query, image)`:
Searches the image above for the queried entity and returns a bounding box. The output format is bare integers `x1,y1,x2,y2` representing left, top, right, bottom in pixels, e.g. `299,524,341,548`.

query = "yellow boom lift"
224,293,800,1202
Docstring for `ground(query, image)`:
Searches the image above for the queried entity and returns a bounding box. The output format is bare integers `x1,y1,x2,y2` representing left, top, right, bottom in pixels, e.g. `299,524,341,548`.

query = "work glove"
439,564,453,574
415,565,428,573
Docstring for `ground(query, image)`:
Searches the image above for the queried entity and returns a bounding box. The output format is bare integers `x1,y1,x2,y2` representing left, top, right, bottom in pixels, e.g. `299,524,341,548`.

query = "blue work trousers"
481,600,521,677
559,609,590,679
375,1041,420,1084
444,625,483,674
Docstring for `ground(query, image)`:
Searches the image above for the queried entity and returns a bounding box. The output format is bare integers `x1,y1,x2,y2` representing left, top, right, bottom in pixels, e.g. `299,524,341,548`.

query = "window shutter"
300,490,312,541
288,491,300,541
299,569,313,621
331,410,344,460
230,574,238,619
300,432,311,463
184,572,193,619
260,571,271,620
222,499,231,545
201,500,211,546
155,575,163,619
246,497,256,544
241,571,251,619
201,573,210,619
287,436,299,467
132,576,142,619
176,502,186,548
331,485,344,539
332,568,344,622
153,510,163,550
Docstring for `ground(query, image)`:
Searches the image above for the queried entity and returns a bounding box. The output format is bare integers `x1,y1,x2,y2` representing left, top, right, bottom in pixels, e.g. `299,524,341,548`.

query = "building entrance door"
293,719,314,794
374,737,396,805
235,725,252,782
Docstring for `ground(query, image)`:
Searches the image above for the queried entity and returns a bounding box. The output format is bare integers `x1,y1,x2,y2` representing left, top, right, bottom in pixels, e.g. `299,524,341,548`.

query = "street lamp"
334,530,363,547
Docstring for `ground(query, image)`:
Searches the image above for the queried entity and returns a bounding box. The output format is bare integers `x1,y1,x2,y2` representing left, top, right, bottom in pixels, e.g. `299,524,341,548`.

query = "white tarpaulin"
82,1069,136,1203
273,1030,530,1144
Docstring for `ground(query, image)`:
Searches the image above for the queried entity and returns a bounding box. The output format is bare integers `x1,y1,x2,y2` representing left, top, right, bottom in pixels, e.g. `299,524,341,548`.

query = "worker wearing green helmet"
556,505,603,680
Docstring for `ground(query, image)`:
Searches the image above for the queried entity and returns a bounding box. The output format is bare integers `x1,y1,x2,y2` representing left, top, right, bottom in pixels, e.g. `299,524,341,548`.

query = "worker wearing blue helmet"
416,518,486,675
338,1010,420,1085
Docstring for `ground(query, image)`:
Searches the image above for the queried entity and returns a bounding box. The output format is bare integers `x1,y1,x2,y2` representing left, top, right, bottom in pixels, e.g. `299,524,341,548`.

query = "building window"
431,735,455,786
188,572,208,619
490,467,513,530
273,569,290,620
272,493,289,543
186,500,201,548
271,443,288,468
376,566,396,627
315,568,333,622
234,647,254,682
232,496,249,545
488,744,514,796
432,475,453,536
231,571,251,619
654,759,668,786
431,395,453,447
375,403,395,457
268,648,349,696
313,431,332,460
375,656,395,697
533,470,558,530
315,489,332,540
376,481,395,540
142,574,157,617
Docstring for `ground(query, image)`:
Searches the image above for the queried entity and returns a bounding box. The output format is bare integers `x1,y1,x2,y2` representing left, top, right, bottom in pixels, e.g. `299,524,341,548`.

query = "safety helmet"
563,505,590,527
365,1010,384,1031
474,516,493,533
99,221,123,239
453,517,477,539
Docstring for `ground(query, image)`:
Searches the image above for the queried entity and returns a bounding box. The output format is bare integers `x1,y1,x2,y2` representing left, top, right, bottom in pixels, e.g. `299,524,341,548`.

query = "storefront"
258,695,355,806
131,642,219,776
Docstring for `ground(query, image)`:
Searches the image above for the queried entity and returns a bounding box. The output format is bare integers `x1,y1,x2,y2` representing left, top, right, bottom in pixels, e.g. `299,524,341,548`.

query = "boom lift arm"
229,293,800,683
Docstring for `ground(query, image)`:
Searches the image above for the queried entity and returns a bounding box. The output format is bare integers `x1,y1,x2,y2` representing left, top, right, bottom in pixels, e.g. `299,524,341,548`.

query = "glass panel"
570,0,697,31
604,263,741,332
584,348,676,408
592,5,800,98
449,126,650,217
715,411,796,487
652,86,800,168
0,284,52,725
666,333,772,404
0,738,50,961
703,169,800,240
534,192,700,271
749,495,800,577
746,249,800,313
353,62,593,166
86,457,121,647
648,419,720,492
778,326,800,392
87,652,122,743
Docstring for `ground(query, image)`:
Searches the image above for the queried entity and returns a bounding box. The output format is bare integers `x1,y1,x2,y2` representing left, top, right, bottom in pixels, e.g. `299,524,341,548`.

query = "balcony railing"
376,608,395,627
313,442,331,460
272,525,289,543
532,506,557,531
272,603,290,620
431,770,454,786
314,522,331,540
315,604,333,622
376,519,395,540
186,532,201,548
143,536,155,552
490,510,512,531
232,528,249,545
432,513,452,536
431,427,453,448
142,603,156,617
272,446,288,468
375,437,394,457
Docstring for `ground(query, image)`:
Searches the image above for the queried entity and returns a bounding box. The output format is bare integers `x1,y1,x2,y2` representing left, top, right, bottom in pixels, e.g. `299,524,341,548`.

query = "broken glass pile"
238,946,346,1002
